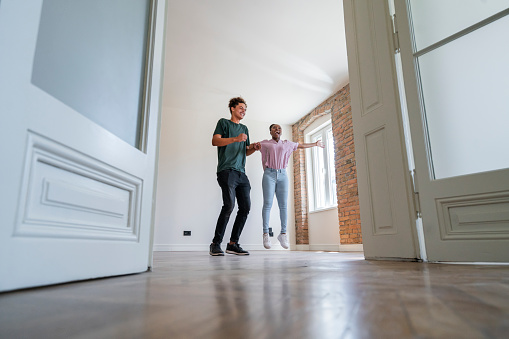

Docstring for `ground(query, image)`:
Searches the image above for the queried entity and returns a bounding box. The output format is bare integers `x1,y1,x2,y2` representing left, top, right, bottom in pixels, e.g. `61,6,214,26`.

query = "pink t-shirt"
260,139,299,170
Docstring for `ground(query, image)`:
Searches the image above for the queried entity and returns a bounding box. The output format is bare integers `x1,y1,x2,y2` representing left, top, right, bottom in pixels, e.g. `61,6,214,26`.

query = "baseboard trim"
153,244,203,251
293,244,364,252
309,244,341,251
153,243,287,252
153,243,364,252
338,244,364,252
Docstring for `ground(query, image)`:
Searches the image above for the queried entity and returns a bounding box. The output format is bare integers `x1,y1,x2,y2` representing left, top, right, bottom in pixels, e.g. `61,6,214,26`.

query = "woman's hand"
316,140,325,148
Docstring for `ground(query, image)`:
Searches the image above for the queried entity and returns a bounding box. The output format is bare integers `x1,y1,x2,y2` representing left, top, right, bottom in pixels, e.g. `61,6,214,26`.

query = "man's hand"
236,133,248,143
212,133,249,147
246,142,261,151
246,142,261,156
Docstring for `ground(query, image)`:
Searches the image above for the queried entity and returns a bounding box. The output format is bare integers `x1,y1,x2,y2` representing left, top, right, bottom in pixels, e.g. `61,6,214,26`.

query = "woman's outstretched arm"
297,140,324,149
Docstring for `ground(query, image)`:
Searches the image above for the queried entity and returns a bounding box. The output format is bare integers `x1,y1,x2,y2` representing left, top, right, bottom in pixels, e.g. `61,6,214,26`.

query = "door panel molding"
365,126,395,235
352,0,384,115
15,131,142,241
437,192,509,240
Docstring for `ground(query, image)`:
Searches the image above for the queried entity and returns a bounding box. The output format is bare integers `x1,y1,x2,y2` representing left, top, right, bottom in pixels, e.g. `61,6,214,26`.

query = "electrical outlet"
183,231,191,236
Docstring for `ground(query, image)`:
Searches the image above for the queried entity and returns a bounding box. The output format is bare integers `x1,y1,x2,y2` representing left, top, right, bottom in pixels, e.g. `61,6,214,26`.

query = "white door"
0,0,166,291
343,0,420,260
394,1,509,262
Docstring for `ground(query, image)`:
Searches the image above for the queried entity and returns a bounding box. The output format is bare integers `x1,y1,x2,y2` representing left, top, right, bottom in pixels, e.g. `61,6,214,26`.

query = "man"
210,97,260,256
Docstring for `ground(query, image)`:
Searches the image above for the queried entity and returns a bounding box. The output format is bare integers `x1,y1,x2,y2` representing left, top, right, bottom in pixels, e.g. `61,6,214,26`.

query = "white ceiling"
162,0,349,125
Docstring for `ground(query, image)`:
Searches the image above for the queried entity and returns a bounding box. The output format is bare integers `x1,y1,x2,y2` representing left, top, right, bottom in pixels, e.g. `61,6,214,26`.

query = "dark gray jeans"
212,169,251,244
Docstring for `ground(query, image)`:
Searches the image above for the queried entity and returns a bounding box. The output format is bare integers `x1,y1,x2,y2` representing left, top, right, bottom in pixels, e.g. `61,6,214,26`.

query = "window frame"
306,119,337,212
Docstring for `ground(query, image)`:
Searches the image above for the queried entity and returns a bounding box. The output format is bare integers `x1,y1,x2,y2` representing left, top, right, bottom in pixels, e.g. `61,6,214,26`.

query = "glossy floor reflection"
1,251,508,338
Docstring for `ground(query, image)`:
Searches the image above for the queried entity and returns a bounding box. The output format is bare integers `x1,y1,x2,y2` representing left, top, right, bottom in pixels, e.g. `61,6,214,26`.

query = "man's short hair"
229,97,246,113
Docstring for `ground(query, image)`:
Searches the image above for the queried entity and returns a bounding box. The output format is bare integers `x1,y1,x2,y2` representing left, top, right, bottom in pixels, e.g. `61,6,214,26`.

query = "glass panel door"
395,0,509,262
409,0,509,51
408,3,509,179
32,0,151,148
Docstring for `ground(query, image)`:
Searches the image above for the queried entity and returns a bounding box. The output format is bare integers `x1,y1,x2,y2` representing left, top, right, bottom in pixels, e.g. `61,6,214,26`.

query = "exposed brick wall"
331,85,362,244
292,84,362,245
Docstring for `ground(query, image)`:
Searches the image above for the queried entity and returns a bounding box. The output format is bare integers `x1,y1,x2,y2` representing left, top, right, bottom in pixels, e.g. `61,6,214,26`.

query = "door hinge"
410,169,421,218
391,14,400,54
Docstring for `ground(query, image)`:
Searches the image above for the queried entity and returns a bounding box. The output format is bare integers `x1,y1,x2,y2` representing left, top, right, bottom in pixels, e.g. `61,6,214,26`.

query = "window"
308,122,337,211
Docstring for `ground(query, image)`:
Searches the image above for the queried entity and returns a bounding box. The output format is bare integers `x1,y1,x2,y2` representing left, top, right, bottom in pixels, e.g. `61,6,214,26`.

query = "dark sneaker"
209,243,224,256
226,243,250,255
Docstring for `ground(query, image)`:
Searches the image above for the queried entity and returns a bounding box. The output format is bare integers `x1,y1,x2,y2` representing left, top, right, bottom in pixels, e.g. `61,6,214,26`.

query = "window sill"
309,205,338,214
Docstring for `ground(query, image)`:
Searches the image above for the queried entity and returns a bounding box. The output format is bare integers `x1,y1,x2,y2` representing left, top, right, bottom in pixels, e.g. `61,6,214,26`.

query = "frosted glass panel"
32,0,150,148
409,0,509,51
418,16,509,179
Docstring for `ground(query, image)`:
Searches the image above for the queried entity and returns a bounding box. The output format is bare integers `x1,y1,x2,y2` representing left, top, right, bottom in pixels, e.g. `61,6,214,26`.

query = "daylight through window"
308,122,337,211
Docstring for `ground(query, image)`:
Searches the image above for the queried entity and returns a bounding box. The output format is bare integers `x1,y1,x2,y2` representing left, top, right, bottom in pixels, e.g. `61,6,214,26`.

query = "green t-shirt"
214,118,251,173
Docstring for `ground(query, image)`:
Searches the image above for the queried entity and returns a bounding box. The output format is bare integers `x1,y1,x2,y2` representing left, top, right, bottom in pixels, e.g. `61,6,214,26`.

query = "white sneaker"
263,233,271,249
277,233,289,249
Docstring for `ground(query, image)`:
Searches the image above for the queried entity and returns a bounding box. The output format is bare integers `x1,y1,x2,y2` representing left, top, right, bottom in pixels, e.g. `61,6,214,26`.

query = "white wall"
153,108,295,251
308,209,340,251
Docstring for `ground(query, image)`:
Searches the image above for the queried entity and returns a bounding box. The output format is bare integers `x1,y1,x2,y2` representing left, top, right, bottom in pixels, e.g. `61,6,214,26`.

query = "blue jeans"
262,168,288,234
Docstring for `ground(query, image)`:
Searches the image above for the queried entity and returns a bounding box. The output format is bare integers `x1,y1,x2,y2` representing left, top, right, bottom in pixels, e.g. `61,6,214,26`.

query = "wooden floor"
1,251,508,339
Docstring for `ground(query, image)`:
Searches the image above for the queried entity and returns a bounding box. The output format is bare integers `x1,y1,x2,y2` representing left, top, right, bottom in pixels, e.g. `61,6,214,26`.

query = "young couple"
209,97,324,256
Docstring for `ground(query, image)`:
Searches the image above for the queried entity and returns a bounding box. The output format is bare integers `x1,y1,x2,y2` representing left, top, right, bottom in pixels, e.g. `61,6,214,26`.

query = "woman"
258,124,324,249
